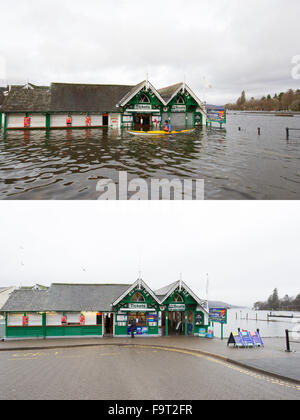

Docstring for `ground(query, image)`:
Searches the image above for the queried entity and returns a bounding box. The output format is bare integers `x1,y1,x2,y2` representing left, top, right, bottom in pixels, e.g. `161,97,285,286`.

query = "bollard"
238,127,241,131
258,128,261,135
286,128,289,140
285,329,291,352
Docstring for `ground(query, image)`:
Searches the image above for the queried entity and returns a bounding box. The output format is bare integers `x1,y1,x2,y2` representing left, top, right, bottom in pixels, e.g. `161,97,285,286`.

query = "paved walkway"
1,336,300,384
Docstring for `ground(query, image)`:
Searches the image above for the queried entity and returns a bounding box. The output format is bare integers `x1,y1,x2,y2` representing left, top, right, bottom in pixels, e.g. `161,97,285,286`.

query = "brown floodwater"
0,112,300,200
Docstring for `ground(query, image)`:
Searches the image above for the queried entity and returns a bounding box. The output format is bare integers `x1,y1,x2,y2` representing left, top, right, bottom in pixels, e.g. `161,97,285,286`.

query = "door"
103,115,109,126
170,113,186,129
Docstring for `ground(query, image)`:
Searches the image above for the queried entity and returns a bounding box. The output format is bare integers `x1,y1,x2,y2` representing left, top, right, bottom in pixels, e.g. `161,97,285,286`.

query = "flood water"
1,112,300,200
214,308,300,339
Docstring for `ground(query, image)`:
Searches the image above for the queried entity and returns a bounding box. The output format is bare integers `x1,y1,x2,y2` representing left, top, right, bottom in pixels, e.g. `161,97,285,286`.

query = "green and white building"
0,80,206,131
0,279,209,340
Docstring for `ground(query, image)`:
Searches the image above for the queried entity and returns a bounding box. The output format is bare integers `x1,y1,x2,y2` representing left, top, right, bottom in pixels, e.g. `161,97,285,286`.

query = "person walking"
130,318,137,339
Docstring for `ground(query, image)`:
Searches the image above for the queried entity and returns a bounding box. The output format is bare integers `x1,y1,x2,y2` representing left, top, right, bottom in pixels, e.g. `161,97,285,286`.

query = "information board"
227,332,245,347
206,105,226,123
209,308,227,324
239,330,254,347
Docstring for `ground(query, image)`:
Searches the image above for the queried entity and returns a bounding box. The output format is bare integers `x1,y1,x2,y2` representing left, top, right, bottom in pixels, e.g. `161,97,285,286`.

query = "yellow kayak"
128,129,195,137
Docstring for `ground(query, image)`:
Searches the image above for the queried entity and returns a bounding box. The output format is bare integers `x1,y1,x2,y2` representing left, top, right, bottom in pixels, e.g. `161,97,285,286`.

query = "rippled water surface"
1,112,300,199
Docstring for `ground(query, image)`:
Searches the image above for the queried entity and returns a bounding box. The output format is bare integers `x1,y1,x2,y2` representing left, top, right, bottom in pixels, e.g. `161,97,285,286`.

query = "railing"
286,128,300,140
285,329,300,352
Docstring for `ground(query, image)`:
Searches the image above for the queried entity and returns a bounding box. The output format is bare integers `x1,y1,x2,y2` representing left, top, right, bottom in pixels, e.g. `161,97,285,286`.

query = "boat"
128,129,195,137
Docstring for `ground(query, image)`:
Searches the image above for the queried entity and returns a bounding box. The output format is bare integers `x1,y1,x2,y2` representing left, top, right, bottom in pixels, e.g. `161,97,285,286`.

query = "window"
173,293,184,302
138,93,150,103
132,292,145,302
176,96,185,104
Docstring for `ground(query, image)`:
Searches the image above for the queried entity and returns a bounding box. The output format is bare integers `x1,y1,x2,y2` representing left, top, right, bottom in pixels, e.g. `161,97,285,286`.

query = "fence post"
286,128,289,140
285,329,291,352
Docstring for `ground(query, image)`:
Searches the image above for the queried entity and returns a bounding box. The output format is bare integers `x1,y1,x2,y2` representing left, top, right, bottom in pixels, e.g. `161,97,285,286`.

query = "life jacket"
24,117,30,128
80,315,85,325
66,116,72,125
86,116,91,126
61,316,67,324
164,124,169,132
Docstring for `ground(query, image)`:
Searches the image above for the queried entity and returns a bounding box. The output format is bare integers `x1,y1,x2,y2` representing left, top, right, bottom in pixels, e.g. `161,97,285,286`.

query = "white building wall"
71,115,86,127
28,114,46,128
50,114,68,128
91,115,103,126
7,114,25,128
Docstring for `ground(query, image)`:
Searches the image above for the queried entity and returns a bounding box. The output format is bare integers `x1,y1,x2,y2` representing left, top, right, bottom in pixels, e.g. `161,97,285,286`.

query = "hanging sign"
209,308,227,324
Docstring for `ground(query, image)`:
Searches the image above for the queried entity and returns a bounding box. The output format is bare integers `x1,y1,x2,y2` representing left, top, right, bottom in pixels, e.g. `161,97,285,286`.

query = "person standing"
130,318,137,339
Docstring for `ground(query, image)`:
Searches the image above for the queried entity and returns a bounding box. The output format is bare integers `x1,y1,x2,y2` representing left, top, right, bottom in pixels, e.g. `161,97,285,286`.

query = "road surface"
0,344,299,400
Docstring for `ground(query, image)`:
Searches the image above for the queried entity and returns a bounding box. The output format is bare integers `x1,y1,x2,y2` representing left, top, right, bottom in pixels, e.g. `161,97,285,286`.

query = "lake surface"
1,112,300,200
213,308,300,339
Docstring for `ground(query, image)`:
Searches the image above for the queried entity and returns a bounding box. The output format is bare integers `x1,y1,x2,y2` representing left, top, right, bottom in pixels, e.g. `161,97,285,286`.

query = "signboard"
250,331,264,347
171,105,186,113
206,105,226,123
239,330,254,347
228,330,264,348
117,314,127,322
195,313,203,326
134,104,152,110
227,332,245,347
128,303,148,310
209,308,227,324
127,327,149,336
169,304,186,312
198,328,207,338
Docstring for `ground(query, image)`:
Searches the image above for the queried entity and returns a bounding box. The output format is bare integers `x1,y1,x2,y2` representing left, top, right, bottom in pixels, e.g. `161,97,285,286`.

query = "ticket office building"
0,81,206,131
1,280,209,340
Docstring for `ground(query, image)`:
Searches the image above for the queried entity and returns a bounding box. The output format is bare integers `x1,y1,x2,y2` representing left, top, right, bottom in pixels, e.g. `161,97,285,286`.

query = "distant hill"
208,300,239,309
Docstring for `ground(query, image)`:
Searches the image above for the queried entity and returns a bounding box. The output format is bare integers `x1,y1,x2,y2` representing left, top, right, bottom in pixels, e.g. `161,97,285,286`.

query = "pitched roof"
1,86,51,112
157,83,183,103
46,283,131,311
1,289,48,312
0,87,6,106
1,283,131,312
49,83,134,113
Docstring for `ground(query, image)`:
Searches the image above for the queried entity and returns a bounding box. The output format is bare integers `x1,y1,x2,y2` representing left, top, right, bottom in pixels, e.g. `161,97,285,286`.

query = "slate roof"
157,83,183,103
49,83,134,113
1,289,48,312
0,87,7,106
1,86,51,112
1,284,131,312
46,283,131,311
154,281,179,301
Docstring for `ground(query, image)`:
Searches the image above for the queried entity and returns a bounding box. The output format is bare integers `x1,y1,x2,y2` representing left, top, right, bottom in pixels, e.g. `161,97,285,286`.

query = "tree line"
226,89,300,112
254,288,300,311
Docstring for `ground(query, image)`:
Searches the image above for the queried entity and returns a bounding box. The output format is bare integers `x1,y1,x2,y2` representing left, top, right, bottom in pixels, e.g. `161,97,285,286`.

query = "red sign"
22,315,29,326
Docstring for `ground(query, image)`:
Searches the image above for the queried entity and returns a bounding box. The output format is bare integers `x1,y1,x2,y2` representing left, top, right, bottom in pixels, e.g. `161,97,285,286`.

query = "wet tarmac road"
0,345,299,400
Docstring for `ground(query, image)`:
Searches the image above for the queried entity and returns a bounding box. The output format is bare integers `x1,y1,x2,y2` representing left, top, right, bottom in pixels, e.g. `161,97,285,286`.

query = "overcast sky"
0,201,299,307
0,0,299,104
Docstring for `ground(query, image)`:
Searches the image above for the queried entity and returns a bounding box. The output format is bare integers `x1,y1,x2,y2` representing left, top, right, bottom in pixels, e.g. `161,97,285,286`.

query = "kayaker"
164,120,172,133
